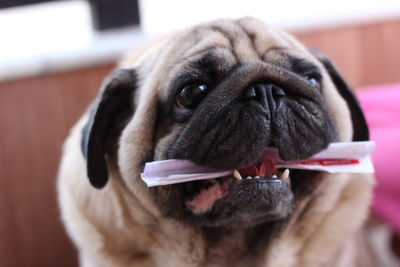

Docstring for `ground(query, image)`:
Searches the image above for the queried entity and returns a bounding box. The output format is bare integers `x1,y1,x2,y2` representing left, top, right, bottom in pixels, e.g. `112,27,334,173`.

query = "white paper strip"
140,141,375,187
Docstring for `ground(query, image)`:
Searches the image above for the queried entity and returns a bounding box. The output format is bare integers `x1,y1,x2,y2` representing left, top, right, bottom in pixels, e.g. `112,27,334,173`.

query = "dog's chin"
182,174,294,228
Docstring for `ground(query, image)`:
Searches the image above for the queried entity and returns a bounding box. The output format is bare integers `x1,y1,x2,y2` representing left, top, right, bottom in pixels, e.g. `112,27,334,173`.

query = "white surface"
0,0,147,81
0,0,92,63
1,0,400,81
0,26,147,81
140,0,400,34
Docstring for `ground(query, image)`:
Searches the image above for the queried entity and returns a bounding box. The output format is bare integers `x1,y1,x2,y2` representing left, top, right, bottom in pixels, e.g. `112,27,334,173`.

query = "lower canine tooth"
281,169,290,179
233,170,243,180
272,175,277,178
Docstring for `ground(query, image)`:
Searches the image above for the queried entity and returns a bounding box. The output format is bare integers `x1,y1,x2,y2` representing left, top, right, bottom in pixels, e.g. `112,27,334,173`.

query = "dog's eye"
176,84,208,109
305,73,322,89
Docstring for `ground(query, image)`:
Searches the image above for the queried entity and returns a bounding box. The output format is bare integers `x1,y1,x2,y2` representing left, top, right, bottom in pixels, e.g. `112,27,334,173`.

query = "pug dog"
58,17,374,267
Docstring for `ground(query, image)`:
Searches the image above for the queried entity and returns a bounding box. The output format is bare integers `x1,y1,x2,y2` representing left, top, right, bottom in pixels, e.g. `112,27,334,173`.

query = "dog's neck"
149,219,287,267
202,222,287,265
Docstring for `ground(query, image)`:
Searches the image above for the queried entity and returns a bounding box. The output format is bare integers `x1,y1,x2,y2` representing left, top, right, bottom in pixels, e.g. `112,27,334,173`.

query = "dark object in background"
89,0,140,31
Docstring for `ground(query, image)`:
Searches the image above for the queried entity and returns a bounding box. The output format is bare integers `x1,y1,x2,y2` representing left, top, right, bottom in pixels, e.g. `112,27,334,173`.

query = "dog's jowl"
58,17,374,267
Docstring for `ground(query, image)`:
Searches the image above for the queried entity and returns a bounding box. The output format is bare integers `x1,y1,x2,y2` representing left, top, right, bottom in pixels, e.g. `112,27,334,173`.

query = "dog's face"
81,18,368,228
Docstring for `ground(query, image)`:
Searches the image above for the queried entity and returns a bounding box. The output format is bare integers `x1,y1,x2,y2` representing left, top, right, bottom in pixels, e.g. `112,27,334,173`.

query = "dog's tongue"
186,182,228,213
238,159,276,177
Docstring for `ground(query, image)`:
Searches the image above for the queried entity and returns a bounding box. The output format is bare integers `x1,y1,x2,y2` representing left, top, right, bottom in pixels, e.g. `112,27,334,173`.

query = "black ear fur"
81,69,137,189
309,49,369,141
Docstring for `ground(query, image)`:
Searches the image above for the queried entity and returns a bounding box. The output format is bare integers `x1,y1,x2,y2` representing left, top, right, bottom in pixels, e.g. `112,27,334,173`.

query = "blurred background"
0,0,399,266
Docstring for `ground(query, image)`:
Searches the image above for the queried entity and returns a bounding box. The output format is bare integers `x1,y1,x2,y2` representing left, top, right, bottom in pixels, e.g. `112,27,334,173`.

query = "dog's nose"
242,82,286,112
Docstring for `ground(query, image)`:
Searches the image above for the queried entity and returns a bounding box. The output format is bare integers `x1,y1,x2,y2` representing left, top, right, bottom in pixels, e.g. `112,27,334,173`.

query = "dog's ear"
309,49,369,141
81,69,137,189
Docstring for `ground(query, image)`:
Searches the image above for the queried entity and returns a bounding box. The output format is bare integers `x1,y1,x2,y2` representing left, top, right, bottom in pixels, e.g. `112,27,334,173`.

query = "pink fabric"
357,84,400,234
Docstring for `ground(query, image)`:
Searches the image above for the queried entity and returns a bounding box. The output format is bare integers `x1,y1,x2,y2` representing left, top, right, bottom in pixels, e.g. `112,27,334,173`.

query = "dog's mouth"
183,159,292,214
151,148,321,227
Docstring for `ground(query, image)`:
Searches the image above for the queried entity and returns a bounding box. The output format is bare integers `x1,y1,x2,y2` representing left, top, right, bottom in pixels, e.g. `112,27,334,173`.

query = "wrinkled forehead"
153,18,320,100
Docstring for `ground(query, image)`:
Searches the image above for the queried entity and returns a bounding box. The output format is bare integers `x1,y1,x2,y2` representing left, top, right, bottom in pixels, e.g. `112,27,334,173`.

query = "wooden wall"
0,18,399,267
295,18,400,88
0,64,114,267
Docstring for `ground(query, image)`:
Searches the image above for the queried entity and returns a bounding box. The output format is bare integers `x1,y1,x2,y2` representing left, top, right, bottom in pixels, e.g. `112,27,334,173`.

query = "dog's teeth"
272,175,277,178
254,176,260,179
281,169,290,179
233,170,243,180
246,176,252,180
